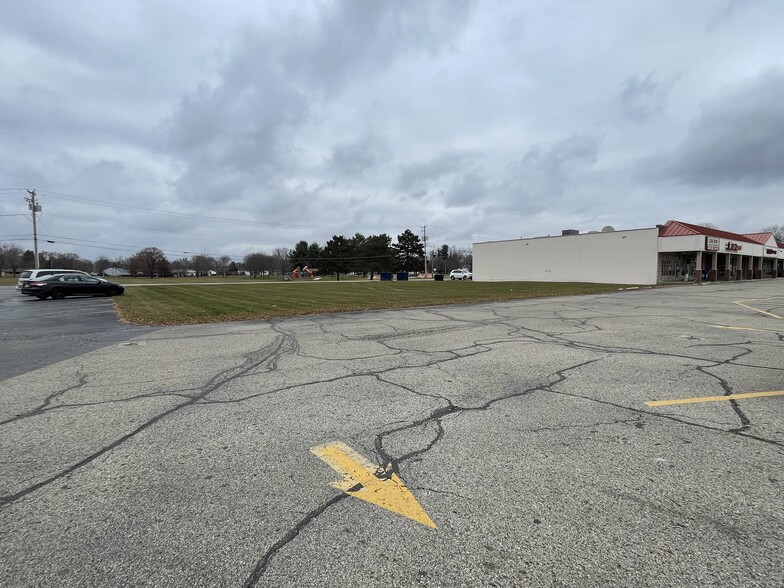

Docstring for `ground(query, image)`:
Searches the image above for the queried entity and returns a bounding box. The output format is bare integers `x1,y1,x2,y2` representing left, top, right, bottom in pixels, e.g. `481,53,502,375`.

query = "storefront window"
659,253,696,281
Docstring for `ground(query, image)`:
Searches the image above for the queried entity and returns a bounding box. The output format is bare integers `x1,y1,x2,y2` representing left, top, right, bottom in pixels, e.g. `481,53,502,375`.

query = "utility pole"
25,189,41,269
422,225,428,274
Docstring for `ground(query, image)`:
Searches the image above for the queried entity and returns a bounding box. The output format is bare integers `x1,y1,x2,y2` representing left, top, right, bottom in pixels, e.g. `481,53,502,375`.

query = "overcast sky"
1,0,783,263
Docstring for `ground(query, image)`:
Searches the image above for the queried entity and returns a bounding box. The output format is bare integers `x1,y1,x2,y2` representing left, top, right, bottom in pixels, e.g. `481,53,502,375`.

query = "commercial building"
473,220,783,285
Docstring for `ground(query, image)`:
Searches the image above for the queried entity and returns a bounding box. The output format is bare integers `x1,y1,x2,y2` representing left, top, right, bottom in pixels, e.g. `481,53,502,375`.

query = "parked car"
449,268,473,280
17,268,91,292
20,274,124,299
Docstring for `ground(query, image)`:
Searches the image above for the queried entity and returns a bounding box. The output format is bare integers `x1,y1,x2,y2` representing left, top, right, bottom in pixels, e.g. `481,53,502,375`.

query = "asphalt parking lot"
1,281,782,587
0,286,155,380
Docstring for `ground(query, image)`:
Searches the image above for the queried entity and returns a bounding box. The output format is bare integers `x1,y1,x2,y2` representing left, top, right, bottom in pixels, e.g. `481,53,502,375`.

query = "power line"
39,189,403,232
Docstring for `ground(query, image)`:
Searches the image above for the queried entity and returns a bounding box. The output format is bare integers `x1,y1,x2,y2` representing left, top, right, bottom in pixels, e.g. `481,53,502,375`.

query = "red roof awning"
658,220,759,245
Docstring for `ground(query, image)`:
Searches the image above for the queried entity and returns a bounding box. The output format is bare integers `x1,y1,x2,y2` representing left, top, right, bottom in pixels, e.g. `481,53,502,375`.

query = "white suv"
17,268,91,294
449,268,473,280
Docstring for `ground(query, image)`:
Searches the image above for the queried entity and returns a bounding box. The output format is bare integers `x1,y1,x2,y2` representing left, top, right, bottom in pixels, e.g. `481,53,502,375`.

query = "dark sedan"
21,274,125,300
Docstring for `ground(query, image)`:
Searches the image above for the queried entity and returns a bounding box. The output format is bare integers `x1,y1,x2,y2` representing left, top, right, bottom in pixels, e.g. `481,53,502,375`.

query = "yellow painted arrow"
310,441,436,529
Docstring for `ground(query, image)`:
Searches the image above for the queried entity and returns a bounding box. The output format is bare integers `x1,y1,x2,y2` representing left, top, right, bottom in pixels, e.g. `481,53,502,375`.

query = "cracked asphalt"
1,281,782,587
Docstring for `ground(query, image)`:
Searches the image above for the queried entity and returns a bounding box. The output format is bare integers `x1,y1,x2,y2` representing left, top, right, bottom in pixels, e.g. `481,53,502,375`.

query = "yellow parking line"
733,300,782,319
710,325,779,333
645,390,784,407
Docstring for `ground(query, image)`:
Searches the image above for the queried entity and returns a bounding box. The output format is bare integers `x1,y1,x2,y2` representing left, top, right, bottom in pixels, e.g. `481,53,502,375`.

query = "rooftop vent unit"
562,229,579,236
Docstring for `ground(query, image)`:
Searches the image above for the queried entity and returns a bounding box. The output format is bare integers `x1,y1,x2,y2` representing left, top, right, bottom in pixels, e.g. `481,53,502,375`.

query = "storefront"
473,220,783,285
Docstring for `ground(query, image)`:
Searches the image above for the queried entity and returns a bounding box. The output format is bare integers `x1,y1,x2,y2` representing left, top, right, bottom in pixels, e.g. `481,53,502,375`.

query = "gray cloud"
2,1,783,261
328,136,386,178
643,68,784,187
164,0,476,208
445,171,488,207
618,72,670,122
396,152,476,198
490,133,601,215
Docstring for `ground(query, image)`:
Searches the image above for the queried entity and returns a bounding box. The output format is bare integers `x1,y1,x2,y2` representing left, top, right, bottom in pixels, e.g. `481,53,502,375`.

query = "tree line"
5,224,782,278
0,245,93,274
0,228,473,278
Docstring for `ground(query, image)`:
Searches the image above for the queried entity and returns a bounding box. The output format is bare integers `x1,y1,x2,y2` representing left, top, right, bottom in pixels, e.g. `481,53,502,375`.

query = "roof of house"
658,220,759,245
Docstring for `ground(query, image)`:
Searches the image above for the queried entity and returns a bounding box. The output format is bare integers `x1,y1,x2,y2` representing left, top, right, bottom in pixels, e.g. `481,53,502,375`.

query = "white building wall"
474,228,659,285
657,235,703,252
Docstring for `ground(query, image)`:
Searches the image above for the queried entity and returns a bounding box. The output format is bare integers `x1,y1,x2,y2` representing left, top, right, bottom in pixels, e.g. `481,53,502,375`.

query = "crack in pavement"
239,298,783,584
240,492,349,588
0,333,300,508
691,346,755,433
241,360,600,586
0,364,89,426
545,386,784,451
6,293,781,584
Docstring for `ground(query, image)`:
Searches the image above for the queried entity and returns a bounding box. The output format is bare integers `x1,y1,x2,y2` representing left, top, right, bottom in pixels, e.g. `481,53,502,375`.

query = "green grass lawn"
112,280,637,326
2,274,642,326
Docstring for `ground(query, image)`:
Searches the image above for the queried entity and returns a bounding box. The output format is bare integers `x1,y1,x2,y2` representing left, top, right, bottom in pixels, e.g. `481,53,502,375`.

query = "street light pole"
25,189,41,269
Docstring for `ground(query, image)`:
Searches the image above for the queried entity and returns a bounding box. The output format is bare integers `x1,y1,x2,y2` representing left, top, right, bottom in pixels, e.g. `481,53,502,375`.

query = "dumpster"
380,272,393,281
434,274,444,281
396,272,409,281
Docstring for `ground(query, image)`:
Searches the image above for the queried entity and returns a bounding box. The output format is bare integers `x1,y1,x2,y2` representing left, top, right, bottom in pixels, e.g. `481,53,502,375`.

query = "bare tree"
94,256,113,275
130,247,170,277
191,255,215,276
0,243,23,275
763,224,784,242
170,258,190,276
218,255,232,276
272,247,290,277
41,251,92,272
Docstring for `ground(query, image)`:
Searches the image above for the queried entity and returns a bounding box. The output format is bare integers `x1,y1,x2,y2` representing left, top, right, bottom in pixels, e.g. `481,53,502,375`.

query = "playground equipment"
290,266,320,280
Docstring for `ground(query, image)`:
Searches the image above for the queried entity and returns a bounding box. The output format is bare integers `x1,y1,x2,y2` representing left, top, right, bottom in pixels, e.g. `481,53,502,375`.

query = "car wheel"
451,276,456,280
106,286,120,297
51,288,66,300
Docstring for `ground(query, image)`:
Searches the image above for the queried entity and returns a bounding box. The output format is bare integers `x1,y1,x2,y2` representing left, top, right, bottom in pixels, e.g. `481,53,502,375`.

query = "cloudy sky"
1,0,783,263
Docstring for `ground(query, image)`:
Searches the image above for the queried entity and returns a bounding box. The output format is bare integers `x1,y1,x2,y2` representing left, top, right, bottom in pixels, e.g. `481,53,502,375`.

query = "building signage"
705,237,720,251
725,242,742,251
766,248,777,254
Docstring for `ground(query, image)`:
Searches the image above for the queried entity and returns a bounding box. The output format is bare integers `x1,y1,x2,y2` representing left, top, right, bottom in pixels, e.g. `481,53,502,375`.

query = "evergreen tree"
393,229,425,272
